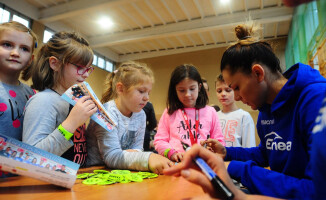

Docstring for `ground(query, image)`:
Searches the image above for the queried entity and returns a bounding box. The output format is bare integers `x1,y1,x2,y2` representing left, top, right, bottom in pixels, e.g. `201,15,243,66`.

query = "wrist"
58,124,74,141
167,149,176,159
163,148,171,158
61,120,78,133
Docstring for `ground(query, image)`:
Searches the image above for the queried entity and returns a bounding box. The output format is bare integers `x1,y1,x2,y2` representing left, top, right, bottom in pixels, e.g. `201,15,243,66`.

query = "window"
106,61,113,72
43,29,54,43
0,4,32,28
98,57,105,69
13,14,29,27
92,52,115,72
93,55,98,66
0,8,10,23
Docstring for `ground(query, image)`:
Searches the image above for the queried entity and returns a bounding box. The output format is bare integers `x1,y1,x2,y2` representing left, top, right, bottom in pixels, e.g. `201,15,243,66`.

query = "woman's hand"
163,144,244,199
201,139,227,159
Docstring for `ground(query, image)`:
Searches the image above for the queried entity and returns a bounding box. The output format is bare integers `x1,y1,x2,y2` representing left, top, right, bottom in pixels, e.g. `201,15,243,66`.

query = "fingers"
163,154,196,176
75,96,97,114
178,153,184,162
168,161,175,167
155,161,173,175
163,145,219,176
181,169,215,195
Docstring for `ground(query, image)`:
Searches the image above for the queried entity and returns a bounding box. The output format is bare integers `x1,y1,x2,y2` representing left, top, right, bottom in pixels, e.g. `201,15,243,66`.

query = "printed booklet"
0,134,80,188
61,81,115,132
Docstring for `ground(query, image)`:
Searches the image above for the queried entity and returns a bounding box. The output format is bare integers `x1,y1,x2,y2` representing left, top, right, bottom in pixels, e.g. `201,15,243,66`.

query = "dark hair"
202,77,209,91
221,23,282,76
167,64,208,115
215,74,225,87
212,104,221,112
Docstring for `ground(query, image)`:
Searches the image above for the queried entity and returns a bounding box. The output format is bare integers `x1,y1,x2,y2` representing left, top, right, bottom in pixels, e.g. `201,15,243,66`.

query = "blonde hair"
0,21,38,52
26,31,93,91
101,61,154,103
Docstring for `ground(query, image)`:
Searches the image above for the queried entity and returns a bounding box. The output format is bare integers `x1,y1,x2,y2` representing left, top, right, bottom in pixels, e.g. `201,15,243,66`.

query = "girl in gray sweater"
86,61,174,174
22,32,97,167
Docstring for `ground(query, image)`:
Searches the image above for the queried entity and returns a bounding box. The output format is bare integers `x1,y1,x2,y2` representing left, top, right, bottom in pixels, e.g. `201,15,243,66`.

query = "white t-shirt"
217,109,256,147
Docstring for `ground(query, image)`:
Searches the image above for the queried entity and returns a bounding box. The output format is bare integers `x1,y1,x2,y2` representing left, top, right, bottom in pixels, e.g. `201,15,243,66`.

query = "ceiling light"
220,0,230,5
97,17,114,29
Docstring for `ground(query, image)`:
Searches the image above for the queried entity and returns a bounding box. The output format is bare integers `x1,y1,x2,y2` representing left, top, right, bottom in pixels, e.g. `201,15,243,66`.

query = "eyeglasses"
70,63,94,75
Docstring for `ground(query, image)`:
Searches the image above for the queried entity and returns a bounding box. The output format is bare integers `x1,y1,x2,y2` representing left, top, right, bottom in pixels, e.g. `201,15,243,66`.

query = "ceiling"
3,0,293,62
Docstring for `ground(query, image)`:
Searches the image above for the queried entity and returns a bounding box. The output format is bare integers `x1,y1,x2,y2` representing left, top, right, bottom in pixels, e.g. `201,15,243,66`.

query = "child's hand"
148,153,174,174
200,139,226,159
171,152,184,162
62,96,97,133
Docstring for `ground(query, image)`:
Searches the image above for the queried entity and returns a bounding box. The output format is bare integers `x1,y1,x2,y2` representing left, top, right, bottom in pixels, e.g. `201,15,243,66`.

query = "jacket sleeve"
241,113,257,147
210,108,225,146
22,94,73,156
225,144,269,167
154,109,174,156
228,160,314,199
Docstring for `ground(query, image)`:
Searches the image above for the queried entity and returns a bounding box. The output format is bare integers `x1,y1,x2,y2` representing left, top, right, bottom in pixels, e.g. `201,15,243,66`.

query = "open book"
0,134,80,188
61,81,115,132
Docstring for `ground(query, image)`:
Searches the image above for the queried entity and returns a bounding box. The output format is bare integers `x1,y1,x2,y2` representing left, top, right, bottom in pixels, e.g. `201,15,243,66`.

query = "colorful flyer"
0,134,79,188
61,81,115,132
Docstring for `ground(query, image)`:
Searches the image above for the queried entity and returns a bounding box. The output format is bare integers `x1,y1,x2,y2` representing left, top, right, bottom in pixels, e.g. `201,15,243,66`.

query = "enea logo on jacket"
265,132,292,151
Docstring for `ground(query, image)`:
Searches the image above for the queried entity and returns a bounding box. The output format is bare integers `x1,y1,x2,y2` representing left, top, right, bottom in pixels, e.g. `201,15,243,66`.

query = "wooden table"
0,166,205,200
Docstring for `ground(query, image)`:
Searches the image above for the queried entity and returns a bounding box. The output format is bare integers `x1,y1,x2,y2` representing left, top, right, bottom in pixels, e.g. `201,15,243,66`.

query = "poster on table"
0,134,79,188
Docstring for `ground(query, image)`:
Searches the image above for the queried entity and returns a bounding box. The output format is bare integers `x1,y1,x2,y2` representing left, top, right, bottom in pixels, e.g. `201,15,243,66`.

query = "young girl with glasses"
154,64,225,162
22,31,97,166
86,61,174,174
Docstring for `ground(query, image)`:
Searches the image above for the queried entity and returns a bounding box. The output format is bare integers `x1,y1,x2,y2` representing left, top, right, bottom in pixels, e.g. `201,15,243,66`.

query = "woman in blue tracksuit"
196,23,326,199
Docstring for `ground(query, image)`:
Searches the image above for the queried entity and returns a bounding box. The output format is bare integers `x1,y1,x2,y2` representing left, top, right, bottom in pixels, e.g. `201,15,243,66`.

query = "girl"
0,21,37,140
154,64,225,162
202,23,326,199
215,74,256,147
86,61,173,174
22,32,97,167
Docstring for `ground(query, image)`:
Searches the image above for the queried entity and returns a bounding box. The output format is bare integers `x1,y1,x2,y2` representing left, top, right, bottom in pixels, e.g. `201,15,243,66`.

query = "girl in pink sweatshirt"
154,64,225,162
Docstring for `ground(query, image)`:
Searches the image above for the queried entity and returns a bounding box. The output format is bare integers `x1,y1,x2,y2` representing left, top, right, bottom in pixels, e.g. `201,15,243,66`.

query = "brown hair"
101,61,154,103
25,31,93,91
215,74,225,88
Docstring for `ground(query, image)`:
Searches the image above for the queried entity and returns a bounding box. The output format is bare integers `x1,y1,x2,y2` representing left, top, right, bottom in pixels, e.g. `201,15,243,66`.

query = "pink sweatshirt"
154,106,225,158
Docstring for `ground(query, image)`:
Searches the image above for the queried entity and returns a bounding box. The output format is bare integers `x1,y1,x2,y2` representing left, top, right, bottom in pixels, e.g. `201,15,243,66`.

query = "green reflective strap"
58,124,74,141
164,148,171,158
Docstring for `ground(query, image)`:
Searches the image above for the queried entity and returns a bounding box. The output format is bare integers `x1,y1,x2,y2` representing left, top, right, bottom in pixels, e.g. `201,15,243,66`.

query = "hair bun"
235,24,252,40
